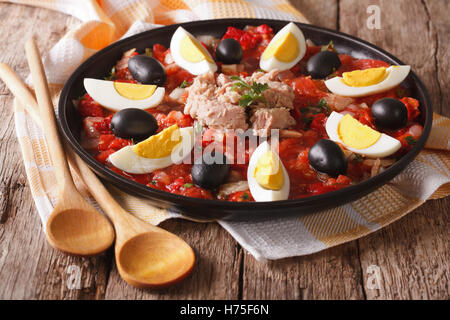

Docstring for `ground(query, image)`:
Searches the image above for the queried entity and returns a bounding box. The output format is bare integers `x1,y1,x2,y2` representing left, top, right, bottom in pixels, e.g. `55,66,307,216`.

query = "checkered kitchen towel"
4,0,450,260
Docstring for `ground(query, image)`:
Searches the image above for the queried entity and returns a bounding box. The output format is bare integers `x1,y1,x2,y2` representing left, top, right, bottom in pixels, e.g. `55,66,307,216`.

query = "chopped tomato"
98,134,131,151
228,191,254,202
92,115,113,134
152,44,169,64
95,149,115,164
307,175,351,195
78,94,104,117
310,113,327,135
98,134,115,151
157,110,194,129
401,97,421,122
287,76,327,107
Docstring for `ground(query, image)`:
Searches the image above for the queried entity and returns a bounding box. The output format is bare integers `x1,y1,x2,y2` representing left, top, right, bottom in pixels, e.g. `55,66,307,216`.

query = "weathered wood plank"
242,242,365,300
339,0,450,300
423,0,450,116
290,0,338,30
0,3,110,300
359,200,449,300
104,221,241,299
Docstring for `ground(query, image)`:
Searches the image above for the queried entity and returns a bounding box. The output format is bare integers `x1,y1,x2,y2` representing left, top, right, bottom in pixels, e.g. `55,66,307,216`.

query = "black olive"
371,98,408,130
306,51,341,79
128,55,166,86
110,108,158,142
215,38,243,64
308,139,347,178
191,151,231,190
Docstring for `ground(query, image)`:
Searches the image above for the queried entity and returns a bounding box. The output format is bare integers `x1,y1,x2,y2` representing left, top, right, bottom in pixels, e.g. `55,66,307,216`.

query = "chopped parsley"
302,117,313,126
353,154,364,163
151,180,157,186
104,66,116,81
321,40,337,53
241,193,250,200
230,76,269,107
302,99,331,115
405,136,417,145
183,183,193,188
179,80,192,88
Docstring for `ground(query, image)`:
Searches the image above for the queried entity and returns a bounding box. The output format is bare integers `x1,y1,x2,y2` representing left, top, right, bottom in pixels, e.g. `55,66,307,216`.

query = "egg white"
260,22,306,72
170,27,217,76
326,112,401,158
84,78,165,111
247,141,290,202
108,127,194,174
324,66,410,97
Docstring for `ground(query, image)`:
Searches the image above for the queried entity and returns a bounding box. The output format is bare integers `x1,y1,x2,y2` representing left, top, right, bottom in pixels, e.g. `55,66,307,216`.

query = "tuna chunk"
250,108,296,136
248,71,295,109
185,72,247,130
186,71,216,99
186,95,248,130
185,70,295,133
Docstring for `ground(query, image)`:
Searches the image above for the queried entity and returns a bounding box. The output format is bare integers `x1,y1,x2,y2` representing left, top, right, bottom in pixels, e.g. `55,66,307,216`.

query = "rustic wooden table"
0,0,448,300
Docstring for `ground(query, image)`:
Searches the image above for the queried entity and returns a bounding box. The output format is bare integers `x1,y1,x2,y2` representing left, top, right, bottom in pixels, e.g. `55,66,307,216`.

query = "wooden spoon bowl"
46,206,114,256
117,231,195,288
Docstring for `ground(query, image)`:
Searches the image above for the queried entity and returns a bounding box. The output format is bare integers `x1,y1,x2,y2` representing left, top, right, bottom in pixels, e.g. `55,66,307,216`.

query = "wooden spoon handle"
66,147,154,237
0,63,42,126
25,38,76,192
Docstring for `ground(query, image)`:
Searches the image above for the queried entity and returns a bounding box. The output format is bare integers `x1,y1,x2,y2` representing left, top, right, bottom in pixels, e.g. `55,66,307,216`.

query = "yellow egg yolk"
133,124,181,158
113,82,157,100
254,151,284,190
338,114,381,149
342,67,387,87
180,34,213,63
262,32,299,63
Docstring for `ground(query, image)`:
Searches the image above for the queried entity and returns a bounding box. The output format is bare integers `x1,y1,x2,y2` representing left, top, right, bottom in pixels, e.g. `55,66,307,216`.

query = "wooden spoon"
23,39,115,256
68,149,195,288
15,41,195,288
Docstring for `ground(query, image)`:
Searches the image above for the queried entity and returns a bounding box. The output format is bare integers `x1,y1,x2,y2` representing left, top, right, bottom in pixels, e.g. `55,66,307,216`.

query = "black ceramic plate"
58,18,432,221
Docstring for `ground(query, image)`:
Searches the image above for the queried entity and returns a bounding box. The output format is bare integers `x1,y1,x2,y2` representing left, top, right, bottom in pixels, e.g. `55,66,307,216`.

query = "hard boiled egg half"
170,27,217,75
325,66,410,97
260,22,306,72
84,78,165,111
326,112,401,158
108,125,194,174
247,141,290,201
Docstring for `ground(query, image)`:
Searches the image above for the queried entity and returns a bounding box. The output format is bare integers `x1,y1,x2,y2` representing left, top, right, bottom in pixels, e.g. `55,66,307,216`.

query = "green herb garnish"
179,80,192,88
321,40,337,53
104,66,116,81
303,99,331,115
353,154,364,163
241,193,250,200
231,76,269,107
302,117,313,126
405,136,417,145
151,180,157,185
183,183,193,188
